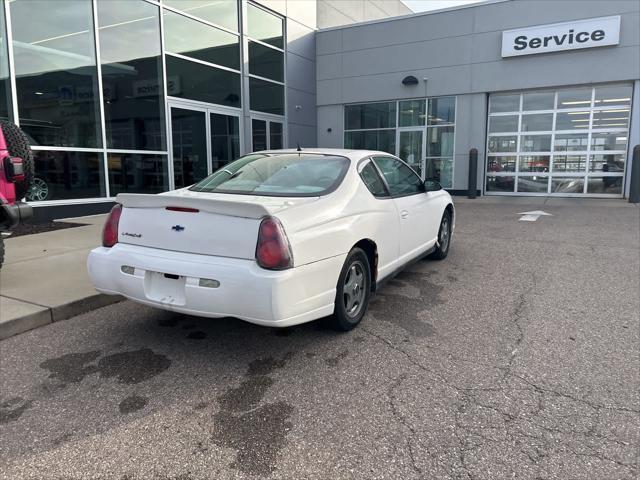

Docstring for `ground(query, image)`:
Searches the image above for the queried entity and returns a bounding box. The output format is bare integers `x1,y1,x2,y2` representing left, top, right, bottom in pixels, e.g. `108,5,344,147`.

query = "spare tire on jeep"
0,120,34,200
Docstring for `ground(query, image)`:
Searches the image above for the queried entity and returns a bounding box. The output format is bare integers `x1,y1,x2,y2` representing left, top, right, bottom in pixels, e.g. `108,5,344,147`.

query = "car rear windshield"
190,153,350,197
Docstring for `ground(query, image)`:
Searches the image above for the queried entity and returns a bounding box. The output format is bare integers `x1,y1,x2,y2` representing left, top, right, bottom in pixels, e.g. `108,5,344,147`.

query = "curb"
0,294,124,340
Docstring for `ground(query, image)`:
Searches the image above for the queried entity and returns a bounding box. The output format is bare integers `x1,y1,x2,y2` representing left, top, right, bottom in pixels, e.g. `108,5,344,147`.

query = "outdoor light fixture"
401,75,419,86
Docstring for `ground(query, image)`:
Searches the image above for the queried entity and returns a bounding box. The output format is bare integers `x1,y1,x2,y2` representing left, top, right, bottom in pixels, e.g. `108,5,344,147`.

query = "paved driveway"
1,198,638,479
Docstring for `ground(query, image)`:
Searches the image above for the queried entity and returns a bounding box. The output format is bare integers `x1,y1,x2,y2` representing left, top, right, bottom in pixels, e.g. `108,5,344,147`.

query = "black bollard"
468,148,478,199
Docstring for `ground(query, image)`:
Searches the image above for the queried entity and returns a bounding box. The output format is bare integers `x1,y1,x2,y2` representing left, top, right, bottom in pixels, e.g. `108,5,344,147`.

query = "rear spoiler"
116,193,271,219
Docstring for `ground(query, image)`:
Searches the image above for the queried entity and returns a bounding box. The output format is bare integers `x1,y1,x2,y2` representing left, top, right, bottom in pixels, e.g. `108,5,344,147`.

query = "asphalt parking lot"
1,198,638,480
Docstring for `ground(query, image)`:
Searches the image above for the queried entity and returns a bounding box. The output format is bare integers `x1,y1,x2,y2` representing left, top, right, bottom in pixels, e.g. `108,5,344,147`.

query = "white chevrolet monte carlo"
88,149,454,331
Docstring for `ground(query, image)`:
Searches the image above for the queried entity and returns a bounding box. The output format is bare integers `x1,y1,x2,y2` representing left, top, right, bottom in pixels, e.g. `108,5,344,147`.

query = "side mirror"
424,178,442,192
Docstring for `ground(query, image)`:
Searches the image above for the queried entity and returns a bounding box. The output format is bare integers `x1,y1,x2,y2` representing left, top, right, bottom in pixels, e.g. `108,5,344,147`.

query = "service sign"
501,16,621,58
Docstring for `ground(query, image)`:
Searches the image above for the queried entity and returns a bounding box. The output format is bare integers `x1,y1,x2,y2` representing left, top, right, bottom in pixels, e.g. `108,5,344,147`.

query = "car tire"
0,120,34,201
329,247,371,331
0,236,4,270
429,209,452,260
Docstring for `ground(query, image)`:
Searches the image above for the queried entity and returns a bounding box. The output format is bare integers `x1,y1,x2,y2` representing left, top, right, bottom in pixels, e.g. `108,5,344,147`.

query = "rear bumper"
87,244,345,327
0,200,32,230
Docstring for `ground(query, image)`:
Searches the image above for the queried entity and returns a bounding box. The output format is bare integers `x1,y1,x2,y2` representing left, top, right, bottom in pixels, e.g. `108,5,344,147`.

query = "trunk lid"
115,192,317,259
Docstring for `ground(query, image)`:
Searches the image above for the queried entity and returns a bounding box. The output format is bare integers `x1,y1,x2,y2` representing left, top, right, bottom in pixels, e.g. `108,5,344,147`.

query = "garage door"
485,84,632,197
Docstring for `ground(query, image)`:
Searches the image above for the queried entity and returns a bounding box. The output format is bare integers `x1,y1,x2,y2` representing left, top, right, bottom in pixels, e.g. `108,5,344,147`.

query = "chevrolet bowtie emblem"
171,225,185,232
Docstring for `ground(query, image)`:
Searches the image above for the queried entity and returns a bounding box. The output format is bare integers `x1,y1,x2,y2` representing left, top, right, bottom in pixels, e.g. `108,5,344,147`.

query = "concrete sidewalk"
0,214,122,339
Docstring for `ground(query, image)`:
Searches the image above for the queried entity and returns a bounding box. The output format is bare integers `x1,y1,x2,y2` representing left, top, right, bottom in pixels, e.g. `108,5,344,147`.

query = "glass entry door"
398,129,425,178
251,117,283,152
170,103,240,189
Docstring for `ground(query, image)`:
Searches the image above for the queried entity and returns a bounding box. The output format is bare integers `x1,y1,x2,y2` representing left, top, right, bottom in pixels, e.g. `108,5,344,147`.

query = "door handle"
400,210,409,219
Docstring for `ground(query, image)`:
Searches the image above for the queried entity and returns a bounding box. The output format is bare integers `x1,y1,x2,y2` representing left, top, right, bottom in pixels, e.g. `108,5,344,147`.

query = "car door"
357,159,401,279
372,156,438,263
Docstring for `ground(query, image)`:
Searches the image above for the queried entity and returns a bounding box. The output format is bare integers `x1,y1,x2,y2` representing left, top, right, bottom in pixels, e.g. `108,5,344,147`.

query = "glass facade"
344,97,457,188
0,0,286,204
486,84,632,196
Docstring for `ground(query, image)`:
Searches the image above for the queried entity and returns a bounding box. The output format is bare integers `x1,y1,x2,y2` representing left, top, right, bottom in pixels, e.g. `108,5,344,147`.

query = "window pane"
517,176,548,193
0,5,12,121
521,135,551,152
249,41,283,82
163,10,240,70
489,94,519,113
249,77,284,115
11,0,101,147
554,133,588,152
373,157,423,196
163,0,238,32
556,111,589,130
210,113,240,170
592,109,630,129
398,130,422,175
489,115,518,133
557,88,592,108
486,175,514,192
587,176,623,194
98,0,166,150
552,154,586,172
521,113,553,132
428,96,455,125
108,153,169,195
488,136,517,153
247,3,283,49
589,154,625,173
487,156,516,172
399,100,425,127
426,126,454,157
269,122,283,149
345,103,396,130
25,151,105,201
167,55,241,107
252,119,266,151
171,108,207,189
424,157,452,188
359,161,388,197
522,91,555,111
551,177,584,194
594,85,632,107
591,132,627,152
519,155,549,172
344,130,395,154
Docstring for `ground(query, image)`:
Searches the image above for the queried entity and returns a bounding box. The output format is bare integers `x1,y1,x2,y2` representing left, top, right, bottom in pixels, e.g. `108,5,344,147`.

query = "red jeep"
0,120,33,268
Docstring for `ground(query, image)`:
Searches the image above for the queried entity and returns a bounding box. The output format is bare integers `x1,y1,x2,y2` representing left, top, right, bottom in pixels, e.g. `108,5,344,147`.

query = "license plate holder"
144,271,186,306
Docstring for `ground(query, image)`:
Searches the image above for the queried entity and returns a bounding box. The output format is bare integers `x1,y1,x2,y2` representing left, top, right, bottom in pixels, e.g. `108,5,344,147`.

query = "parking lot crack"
386,373,425,476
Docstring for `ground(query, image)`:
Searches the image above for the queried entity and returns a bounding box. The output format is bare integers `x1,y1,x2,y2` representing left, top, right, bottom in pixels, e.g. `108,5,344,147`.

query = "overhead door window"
486,84,632,196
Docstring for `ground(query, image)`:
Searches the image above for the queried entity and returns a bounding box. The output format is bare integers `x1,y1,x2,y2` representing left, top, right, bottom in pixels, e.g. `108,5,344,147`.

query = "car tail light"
255,216,293,270
102,204,122,248
3,156,25,183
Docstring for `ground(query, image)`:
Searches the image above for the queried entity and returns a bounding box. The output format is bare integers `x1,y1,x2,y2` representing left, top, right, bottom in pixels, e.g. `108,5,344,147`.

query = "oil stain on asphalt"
40,348,171,385
212,354,294,476
370,270,444,337
0,397,33,424
119,395,149,414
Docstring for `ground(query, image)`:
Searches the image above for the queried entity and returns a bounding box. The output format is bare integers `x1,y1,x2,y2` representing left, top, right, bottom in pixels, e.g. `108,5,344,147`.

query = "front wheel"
429,210,452,260
329,248,371,331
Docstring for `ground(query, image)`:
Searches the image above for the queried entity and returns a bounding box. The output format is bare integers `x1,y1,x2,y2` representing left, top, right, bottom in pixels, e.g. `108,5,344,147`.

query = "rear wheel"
0,120,34,200
329,248,371,331
429,210,452,260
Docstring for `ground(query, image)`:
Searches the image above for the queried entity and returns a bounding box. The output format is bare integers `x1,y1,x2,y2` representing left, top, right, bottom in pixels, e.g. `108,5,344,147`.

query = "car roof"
253,148,395,162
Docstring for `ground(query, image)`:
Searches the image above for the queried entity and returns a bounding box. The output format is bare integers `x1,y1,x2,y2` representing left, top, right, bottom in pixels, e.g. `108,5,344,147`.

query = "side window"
359,160,389,197
372,156,424,197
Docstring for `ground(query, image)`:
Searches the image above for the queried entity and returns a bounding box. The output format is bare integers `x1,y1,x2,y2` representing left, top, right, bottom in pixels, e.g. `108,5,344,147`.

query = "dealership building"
0,0,638,220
